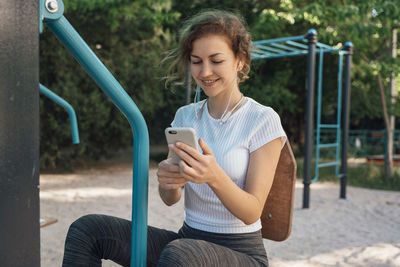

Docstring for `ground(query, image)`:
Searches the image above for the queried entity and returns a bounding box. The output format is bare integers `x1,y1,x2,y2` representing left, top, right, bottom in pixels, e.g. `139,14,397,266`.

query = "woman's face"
190,34,241,98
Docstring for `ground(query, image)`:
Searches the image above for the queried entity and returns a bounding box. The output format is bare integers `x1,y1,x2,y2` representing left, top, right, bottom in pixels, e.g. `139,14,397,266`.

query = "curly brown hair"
164,10,252,87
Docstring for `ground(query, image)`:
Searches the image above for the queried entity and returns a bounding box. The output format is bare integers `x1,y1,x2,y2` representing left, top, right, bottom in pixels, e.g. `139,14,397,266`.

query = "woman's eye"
191,61,201,64
212,61,223,64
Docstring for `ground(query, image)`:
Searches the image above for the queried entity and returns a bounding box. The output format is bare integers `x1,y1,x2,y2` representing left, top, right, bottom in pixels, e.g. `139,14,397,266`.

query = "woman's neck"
207,87,243,119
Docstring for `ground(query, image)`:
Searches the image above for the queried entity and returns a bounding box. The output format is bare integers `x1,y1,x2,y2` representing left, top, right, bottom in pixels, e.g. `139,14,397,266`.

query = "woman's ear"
237,61,244,71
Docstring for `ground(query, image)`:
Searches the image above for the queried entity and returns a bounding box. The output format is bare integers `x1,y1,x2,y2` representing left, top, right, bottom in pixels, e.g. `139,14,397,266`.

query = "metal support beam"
340,42,353,199
0,1,40,266
302,29,317,209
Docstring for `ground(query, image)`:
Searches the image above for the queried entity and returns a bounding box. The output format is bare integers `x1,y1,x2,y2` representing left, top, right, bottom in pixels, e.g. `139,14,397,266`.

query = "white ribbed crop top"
171,97,286,233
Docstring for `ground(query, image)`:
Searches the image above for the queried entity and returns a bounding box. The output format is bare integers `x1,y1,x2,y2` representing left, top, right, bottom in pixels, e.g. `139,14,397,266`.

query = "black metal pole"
0,1,40,266
340,42,353,199
303,29,317,209
185,63,192,105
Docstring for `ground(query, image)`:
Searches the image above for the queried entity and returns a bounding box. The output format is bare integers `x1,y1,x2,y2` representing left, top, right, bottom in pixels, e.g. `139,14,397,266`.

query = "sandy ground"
40,164,400,267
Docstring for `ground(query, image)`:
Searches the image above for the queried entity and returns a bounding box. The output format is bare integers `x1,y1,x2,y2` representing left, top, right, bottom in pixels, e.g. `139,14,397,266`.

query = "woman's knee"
63,215,107,267
157,239,205,267
68,214,101,236
64,214,131,266
65,214,111,251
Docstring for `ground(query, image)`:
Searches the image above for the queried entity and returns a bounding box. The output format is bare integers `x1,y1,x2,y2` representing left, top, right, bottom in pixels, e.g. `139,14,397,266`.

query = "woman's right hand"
157,158,187,190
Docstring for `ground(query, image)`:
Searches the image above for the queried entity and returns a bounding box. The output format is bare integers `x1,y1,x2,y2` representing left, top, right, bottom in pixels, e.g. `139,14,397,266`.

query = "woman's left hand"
169,138,222,186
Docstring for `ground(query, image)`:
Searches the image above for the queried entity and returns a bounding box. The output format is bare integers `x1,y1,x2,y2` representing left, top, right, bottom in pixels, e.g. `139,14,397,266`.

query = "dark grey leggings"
62,214,269,267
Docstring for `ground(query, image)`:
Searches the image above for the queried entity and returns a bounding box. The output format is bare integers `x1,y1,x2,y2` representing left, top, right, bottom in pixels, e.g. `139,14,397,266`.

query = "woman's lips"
201,78,220,87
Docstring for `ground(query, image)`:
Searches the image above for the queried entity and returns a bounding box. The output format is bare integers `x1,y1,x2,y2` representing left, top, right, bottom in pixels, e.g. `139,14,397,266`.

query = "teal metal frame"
39,83,80,144
252,31,350,184
251,35,345,60
312,51,344,182
40,1,149,266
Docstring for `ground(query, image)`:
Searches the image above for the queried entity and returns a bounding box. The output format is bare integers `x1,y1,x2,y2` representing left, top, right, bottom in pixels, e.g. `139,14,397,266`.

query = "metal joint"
306,29,318,44
343,42,354,55
45,0,59,13
42,0,64,21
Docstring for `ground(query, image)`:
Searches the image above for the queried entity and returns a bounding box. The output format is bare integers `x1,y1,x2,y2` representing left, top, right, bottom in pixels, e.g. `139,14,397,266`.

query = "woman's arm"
171,137,282,224
157,158,187,206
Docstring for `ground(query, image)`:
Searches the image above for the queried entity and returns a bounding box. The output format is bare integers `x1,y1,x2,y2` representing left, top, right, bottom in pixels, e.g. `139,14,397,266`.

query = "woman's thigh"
157,238,268,267
62,214,180,267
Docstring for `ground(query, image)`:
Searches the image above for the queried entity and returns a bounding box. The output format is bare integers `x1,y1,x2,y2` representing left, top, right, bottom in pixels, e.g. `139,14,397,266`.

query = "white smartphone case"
165,127,198,164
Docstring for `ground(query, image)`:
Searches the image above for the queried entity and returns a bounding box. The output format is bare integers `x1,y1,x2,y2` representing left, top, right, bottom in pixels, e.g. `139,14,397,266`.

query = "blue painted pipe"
39,83,80,144
252,51,308,60
42,3,149,266
252,34,304,45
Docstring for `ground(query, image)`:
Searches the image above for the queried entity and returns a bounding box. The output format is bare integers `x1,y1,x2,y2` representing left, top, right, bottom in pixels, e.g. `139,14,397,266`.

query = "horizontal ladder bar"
319,124,340,128
255,44,287,54
252,51,308,60
286,40,308,49
317,161,339,168
269,43,303,52
318,143,339,148
252,35,304,45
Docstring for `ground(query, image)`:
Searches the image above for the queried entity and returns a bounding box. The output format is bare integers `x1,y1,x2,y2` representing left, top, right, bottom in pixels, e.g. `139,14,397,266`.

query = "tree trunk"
377,74,393,176
390,28,398,167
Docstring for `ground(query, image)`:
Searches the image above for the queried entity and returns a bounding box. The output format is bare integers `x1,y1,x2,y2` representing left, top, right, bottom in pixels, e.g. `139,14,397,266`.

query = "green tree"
40,0,180,169
297,0,400,175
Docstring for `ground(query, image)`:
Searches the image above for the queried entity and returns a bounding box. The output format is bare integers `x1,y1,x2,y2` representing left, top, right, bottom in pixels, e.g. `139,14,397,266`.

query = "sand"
40,164,400,267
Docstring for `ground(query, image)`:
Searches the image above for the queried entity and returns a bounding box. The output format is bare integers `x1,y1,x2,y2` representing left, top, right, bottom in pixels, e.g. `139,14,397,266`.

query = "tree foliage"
40,0,181,168
39,0,400,169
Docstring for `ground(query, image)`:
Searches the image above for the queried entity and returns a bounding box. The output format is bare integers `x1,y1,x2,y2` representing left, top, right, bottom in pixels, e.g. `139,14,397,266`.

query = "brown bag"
261,141,297,241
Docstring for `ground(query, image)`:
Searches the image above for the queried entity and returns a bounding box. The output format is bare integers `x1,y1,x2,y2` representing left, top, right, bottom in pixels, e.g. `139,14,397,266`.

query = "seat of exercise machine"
261,141,296,241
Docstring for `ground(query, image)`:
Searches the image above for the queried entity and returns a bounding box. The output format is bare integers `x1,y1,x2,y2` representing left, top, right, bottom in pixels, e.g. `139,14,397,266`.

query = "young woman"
62,10,286,267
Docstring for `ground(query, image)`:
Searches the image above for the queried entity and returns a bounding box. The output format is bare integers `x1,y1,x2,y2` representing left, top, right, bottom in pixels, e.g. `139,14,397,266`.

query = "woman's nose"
200,63,212,77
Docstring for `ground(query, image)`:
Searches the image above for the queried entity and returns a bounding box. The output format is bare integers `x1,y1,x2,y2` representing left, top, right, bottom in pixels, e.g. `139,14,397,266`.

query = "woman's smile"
201,78,220,87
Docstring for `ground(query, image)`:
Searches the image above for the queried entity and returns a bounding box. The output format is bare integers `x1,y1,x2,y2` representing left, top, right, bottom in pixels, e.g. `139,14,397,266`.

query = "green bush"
296,157,400,191
39,0,396,172
39,0,182,169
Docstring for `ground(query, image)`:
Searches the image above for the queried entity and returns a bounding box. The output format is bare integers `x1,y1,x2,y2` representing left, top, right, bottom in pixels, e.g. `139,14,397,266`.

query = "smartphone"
165,127,198,164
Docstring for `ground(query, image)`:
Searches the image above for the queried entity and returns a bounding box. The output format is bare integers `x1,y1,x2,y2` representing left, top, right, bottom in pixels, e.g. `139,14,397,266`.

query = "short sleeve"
171,106,185,127
249,108,287,153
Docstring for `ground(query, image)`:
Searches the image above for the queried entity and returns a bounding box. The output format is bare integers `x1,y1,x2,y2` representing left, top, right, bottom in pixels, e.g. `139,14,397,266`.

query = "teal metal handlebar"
41,1,149,266
39,83,80,144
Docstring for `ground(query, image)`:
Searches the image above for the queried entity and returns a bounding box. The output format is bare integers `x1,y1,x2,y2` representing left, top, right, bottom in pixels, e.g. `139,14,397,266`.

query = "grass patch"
296,158,400,191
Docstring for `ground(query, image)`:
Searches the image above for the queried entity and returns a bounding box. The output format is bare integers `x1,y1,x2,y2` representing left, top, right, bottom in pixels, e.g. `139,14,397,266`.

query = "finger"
157,174,186,183
157,168,183,178
159,178,187,185
179,160,200,183
158,160,181,173
157,166,181,177
159,182,186,190
175,142,204,161
198,138,213,156
170,144,198,167
159,177,185,185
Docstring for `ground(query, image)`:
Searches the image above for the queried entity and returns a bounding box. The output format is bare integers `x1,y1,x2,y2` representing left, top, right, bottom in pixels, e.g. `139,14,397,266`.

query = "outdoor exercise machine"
40,1,150,266
39,83,80,144
251,31,353,209
1,0,148,266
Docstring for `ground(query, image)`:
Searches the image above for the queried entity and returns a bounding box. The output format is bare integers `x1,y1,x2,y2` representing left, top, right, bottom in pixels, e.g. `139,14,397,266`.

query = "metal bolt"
45,0,59,13
267,213,272,219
